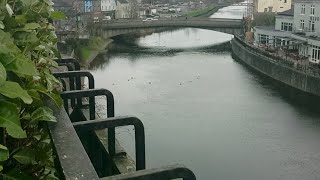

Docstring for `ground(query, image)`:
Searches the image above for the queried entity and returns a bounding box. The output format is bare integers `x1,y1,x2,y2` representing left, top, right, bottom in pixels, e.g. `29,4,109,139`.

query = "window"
284,0,287,3
300,20,305,30
301,4,305,14
264,8,268,12
281,22,293,31
311,45,320,63
259,34,269,44
310,21,315,32
311,5,315,15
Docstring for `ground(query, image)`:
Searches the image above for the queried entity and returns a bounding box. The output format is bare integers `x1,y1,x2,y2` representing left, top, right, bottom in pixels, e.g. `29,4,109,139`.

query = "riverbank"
78,37,113,67
185,5,225,17
231,36,320,97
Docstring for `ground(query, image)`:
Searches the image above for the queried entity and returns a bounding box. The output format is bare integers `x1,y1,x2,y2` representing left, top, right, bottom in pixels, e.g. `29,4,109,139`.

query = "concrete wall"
231,37,320,96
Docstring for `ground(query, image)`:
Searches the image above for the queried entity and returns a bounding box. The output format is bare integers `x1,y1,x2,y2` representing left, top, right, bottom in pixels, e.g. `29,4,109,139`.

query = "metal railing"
51,57,197,179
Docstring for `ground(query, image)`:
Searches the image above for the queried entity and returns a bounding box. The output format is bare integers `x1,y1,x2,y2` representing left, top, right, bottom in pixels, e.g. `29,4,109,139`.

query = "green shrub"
253,12,276,27
0,0,64,178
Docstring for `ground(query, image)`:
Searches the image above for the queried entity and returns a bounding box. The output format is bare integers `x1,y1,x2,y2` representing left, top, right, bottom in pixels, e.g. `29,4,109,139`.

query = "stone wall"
231,37,320,96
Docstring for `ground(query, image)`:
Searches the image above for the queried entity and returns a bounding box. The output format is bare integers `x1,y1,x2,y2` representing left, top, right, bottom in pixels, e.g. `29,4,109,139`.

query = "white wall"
254,27,292,42
294,2,320,34
116,2,130,18
101,0,116,12
275,15,293,31
255,0,292,13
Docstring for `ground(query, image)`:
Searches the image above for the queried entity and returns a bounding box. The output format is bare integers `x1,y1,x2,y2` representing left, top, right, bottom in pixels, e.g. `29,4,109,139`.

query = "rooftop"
117,0,128,4
295,0,320,3
277,8,294,16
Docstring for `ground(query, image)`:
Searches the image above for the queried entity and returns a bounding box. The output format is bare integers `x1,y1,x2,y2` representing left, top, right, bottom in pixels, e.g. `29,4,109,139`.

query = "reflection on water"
136,28,233,49
210,1,248,19
89,2,320,180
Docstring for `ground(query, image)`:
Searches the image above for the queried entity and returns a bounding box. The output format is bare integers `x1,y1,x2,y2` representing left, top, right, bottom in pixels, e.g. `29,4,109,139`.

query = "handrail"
47,99,100,180
60,89,116,157
103,165,196,180
54,70,95,108
54,70,95,90
54,57,81,71
73,116,146,170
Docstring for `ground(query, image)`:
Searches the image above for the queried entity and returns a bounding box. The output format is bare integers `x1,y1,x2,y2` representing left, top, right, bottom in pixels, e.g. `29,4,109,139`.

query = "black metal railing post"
72,116,145,170
60,89,116,156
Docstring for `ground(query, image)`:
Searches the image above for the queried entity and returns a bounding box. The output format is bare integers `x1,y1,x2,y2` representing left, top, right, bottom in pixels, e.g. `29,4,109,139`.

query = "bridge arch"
94,18,243,38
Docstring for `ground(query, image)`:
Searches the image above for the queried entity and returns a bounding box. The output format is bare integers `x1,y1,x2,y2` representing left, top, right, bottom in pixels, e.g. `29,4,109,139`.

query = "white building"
254,0,320,63
116,0,130,18
253,0,292,13
101,0,116,12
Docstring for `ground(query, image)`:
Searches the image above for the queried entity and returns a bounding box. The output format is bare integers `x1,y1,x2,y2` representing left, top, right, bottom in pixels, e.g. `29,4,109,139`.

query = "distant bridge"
94,18,243,38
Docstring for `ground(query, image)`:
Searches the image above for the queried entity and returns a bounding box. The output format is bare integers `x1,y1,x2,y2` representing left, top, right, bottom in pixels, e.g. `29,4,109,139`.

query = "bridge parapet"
96,18,242,30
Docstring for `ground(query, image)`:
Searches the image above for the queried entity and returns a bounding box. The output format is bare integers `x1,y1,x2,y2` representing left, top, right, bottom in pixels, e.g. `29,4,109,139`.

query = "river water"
90,3,320,180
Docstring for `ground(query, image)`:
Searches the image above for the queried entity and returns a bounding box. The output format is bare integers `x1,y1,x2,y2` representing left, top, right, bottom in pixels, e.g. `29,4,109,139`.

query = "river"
89,3,320,180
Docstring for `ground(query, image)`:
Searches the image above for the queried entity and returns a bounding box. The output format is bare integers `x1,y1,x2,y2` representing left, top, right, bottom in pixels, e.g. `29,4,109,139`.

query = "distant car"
102,16,111,21
93,16,99,23
143,18,154,22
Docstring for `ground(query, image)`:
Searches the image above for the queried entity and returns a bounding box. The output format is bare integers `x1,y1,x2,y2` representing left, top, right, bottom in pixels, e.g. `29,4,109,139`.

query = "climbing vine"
0,0,64,178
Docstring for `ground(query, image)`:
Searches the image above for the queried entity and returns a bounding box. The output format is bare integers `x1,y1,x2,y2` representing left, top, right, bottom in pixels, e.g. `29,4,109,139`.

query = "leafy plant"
0,0,63,178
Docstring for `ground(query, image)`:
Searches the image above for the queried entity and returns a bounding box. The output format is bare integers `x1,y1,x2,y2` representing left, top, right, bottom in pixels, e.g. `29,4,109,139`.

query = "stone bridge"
94,18,243,38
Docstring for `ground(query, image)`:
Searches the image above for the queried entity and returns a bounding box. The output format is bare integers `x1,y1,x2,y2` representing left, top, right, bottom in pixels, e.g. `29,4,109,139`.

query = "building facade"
254,0,320,63
101,0,117,12
254,0,292,13
115,0,130,18
92,0,101,12
84,0,93,12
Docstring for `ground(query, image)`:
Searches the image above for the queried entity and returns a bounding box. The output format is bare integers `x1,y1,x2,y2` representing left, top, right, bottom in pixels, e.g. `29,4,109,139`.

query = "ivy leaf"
50,11,65,20
0,100,27,139
51,47,61,59
27,89,42,105
6,4,13,17
13,32,39,47
0,165,3,172
0,21,4,29
3,170,34,180
33,85,62,107
31,107,56,122
13,148,36,164
0,81,33,104
0,62,6,86
15,15,27,24
5,54,39,76
24,23,41,30
0,144,9,161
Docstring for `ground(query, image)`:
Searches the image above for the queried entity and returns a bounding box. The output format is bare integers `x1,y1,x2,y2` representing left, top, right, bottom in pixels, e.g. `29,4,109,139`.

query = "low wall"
231,37,320,96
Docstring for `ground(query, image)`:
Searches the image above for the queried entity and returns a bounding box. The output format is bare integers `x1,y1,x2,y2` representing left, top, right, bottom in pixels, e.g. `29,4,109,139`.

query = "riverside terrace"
92,17,243,38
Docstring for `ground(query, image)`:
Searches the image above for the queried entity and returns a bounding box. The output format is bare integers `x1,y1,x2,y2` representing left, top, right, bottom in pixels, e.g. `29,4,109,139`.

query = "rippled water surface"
90,3,320,180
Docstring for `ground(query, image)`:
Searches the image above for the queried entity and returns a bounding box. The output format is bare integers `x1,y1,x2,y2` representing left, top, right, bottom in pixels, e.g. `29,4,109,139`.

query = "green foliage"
253,12,276,27
0,0,63,178
185,5,216,17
